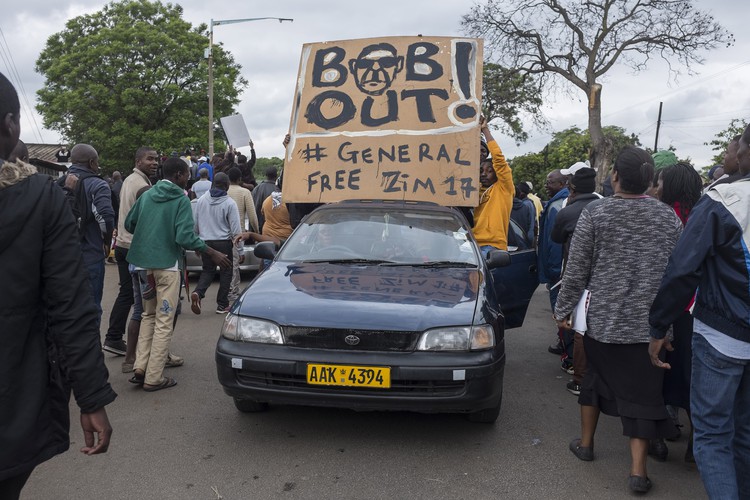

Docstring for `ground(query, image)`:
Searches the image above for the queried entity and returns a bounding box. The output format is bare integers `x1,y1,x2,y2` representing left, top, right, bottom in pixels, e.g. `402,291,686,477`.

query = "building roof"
24,143,69,175
27,143,64,163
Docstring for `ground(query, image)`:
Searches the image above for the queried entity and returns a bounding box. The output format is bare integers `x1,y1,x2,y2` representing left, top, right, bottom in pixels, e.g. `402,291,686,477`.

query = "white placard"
220,114,251,148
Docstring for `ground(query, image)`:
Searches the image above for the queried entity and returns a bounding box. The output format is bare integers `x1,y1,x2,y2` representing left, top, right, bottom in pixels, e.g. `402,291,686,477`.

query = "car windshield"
277,206,479,265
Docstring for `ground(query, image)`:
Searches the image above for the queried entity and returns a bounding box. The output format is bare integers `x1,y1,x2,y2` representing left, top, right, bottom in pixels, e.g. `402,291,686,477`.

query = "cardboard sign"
284,36,483,206
220,114,251,148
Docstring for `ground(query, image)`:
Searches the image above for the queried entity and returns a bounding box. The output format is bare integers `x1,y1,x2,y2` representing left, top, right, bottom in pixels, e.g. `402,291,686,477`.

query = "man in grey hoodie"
191,172,243,314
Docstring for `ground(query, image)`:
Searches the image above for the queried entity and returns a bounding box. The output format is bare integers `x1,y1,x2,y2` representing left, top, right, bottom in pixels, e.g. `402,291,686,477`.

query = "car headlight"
221,314,284,344
416,325,495,351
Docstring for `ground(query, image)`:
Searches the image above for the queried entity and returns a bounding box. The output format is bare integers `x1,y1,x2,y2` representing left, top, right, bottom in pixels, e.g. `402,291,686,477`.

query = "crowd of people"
450,113,750,497
532,138,750,497
2,63,749,499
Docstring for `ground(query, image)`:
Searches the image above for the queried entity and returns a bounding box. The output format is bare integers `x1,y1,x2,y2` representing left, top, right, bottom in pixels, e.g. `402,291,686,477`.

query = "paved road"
23,266,706,499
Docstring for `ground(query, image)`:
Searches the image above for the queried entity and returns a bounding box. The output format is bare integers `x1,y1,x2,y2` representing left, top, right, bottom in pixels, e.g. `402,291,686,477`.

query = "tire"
233,397,269,413
467,394,502,423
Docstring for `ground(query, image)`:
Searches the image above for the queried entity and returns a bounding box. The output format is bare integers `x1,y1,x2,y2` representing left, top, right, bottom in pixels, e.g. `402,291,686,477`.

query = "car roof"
313,199,458,214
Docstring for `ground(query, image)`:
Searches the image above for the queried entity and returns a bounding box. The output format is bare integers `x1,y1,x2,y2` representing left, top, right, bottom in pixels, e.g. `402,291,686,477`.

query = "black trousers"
106,246,134,342
195,240,233,309
0,469,33,500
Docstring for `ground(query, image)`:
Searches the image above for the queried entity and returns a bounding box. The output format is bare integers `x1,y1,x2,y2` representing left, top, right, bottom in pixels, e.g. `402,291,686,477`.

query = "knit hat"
570,168,596,194
652,150,678,172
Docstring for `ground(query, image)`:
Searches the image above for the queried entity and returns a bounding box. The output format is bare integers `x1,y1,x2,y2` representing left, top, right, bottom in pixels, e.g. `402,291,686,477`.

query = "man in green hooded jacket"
125,157,230,391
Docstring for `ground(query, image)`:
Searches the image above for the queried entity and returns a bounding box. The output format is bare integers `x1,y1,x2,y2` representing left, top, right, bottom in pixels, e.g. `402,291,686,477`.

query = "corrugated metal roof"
27,143,66,163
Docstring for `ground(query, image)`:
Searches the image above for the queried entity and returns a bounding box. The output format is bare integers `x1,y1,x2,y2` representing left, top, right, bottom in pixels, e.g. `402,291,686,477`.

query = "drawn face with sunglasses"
349,43,404,96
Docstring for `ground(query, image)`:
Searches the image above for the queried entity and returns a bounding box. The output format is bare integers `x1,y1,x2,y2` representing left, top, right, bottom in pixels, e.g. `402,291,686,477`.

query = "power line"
602,60,750,121
635,122,657,136
663,125,708,145
661,108,750,124
0,26,45,143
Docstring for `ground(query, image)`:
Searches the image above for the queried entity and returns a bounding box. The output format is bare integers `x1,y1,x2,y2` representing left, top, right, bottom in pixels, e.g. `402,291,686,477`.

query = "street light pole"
206,16,293,158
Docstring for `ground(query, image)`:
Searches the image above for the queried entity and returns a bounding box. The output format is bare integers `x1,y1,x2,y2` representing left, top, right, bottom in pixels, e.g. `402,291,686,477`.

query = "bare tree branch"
461,0,734,180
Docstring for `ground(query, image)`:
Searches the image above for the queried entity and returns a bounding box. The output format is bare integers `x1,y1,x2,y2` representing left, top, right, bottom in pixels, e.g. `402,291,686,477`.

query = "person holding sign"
471,116,514,255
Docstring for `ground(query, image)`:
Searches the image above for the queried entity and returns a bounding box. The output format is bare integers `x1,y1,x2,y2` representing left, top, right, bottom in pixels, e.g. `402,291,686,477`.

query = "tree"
253,156,284,181
705,118,747,165
35,0,247,174
509,152,547,199
511,125,640,199
463,0,733,187
482,63,545,144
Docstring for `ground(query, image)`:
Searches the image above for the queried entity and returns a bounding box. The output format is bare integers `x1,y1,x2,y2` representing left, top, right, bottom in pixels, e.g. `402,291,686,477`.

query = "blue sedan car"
216,201,538,423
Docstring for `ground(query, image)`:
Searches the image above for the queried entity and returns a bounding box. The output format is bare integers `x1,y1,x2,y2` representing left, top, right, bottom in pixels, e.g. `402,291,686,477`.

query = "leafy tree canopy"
253,156,284,181
463,0,733,187
511,125,640,199
705,118,747,165
482,63,544,144
35,0,247,174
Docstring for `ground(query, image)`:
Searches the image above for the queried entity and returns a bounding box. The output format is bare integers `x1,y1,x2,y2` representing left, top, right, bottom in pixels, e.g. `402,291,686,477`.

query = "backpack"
57,170,100,239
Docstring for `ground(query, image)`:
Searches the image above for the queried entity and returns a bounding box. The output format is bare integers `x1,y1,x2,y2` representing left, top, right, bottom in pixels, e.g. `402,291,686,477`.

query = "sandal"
628,475,652,494
165,352,184,368
569,438,594,461
128,371,145,385
143,377,177,392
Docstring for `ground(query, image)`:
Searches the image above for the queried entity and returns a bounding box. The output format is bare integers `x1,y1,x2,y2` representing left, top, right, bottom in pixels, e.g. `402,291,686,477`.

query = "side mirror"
486,249,511,269
254,241,277,260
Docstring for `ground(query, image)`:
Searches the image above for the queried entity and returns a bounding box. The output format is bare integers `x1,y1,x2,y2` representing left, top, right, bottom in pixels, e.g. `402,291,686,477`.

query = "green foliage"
543,127,590,170
253,156,284,180
510,126,641,199
509,152,547,199
705,118,747,165
35,0,247,175
482,63,544,144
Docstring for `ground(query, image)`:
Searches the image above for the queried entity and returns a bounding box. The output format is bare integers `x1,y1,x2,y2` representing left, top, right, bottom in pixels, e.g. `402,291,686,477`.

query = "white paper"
220,114,251,148
570,289,591,334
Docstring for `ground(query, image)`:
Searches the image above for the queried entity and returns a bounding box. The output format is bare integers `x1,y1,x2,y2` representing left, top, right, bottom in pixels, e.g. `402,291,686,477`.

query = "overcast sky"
2,0,748,168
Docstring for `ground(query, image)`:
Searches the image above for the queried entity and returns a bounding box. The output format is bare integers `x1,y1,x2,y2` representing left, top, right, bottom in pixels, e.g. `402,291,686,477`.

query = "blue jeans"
85,259,105,332
691,333,750,500
130,269,143,322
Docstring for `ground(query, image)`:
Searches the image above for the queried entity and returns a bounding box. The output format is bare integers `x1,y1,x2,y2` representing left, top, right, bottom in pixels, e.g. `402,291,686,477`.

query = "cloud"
1,0,746,167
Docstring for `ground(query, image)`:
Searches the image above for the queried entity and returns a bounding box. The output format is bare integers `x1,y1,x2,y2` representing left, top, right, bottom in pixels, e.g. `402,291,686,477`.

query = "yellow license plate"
306,364,391,388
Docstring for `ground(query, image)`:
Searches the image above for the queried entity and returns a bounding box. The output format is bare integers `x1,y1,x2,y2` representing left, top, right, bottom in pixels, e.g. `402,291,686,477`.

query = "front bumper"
215,338,505,414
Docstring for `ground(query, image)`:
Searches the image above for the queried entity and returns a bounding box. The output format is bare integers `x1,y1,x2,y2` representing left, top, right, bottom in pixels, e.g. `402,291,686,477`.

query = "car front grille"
283,327,419,351
236,370,466,396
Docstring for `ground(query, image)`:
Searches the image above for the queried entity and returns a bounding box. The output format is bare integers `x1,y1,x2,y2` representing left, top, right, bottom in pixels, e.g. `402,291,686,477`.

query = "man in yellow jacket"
472,116,514,255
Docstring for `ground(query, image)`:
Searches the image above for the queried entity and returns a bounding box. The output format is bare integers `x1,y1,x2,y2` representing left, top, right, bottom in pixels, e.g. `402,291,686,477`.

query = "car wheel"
233,397,269,413
466,394,502,424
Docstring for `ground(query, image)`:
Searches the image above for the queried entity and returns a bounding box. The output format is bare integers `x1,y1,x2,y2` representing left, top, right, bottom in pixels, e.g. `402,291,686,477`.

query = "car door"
491,219,539,329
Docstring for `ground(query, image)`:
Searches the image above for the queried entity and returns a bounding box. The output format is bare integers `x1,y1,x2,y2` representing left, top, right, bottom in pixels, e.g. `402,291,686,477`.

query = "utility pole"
206,17,293,158
207,21,214,159
653,101,663,152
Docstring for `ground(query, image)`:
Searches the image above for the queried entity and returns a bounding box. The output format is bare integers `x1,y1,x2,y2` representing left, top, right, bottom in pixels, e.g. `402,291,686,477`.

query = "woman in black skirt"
655,162,703,461
553,146,684,495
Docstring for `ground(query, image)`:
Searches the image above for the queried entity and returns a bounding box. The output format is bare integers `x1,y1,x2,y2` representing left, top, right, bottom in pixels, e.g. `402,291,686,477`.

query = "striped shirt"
554,196,682,344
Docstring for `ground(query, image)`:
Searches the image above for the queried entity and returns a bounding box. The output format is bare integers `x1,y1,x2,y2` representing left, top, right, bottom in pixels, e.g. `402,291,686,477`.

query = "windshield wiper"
379,261,478,268
300,258,395,265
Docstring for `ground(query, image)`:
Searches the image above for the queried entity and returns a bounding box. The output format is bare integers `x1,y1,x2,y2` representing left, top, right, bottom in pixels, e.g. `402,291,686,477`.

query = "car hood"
237,262,483,331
